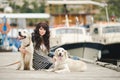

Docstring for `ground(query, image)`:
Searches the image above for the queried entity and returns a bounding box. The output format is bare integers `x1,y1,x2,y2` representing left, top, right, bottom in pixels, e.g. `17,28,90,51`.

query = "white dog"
48,47,87,73
17,29,34,70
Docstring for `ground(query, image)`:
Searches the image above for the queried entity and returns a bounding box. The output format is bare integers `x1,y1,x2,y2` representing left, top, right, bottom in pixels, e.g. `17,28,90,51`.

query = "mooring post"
117,60,120,72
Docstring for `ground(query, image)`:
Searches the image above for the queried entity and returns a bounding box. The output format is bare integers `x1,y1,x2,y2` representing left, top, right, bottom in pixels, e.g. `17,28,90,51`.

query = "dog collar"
25,43,30,47
25,36,31,47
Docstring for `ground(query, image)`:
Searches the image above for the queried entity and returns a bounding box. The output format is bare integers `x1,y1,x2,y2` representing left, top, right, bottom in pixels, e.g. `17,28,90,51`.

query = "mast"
64,4,69,27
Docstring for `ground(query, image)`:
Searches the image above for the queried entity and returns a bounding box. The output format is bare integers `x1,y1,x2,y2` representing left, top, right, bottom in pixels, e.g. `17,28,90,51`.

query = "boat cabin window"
56,28,83,34
93,28,98,34
102,26,120,33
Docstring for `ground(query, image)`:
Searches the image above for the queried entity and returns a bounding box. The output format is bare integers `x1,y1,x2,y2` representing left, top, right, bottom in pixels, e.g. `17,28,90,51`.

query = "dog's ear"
25,31,32,41
64,50,68,58
54,49,58,56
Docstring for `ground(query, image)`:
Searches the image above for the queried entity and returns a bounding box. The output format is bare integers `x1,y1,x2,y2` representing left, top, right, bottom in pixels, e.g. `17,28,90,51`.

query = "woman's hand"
19,47,27,54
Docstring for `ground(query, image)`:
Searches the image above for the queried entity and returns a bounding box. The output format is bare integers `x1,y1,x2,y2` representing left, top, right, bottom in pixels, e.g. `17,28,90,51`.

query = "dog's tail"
0,61,20,67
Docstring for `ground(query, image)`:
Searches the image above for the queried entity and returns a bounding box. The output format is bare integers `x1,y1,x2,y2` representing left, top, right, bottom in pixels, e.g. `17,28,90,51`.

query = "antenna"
102,2,109,22
75,16,80,27
65,14,69,27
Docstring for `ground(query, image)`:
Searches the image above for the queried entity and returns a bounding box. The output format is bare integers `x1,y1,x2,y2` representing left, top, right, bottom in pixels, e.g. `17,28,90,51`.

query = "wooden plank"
0,52,120,80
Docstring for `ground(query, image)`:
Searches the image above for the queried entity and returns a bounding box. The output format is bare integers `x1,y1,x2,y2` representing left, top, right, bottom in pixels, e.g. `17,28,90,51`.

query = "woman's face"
39,27,46,36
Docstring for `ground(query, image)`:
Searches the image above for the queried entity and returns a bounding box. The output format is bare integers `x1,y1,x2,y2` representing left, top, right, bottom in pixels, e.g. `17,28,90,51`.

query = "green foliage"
31,1,39,13
39,1,46,13
107,0,120,17
93,0,120,21
11,0,46,13
0,8,3,12
20,0,32,13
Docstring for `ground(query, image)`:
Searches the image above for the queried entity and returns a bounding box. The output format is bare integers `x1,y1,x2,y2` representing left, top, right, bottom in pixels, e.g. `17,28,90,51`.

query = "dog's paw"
54,70,64,73
45,68,54,72
30,67,34,70
54,69,70,73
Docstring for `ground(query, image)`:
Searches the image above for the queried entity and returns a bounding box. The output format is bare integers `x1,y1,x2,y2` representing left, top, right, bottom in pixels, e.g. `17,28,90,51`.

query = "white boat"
49,26,103,61
50,26,92,47
89,22,120,63
90,22,120,44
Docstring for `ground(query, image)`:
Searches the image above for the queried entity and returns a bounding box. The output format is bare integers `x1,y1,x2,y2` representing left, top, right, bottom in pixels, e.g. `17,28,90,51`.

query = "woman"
19,22,53,70
32,22,53,70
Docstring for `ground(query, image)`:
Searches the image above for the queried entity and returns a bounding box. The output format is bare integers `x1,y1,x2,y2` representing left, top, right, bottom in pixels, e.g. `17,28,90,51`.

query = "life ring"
0,23,11,34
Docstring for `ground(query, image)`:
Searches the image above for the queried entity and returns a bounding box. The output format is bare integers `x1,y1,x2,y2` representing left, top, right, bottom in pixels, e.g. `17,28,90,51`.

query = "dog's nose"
18,32,21,35
59,53,62,56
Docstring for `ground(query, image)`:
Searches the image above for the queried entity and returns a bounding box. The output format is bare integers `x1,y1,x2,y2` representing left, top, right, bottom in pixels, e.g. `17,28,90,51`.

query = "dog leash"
0,61,20,67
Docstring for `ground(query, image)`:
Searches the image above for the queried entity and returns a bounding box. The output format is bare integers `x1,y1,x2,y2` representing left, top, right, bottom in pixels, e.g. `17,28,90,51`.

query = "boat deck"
0,52,120,80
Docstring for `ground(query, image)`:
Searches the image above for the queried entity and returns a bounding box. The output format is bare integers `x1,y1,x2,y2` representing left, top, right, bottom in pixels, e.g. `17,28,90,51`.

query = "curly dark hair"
33,22,50,52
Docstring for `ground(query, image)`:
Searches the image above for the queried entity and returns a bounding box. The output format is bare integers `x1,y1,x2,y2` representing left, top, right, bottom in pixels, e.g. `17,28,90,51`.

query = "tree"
38,1,46,13
31,1,39,13
93,0,120,21
107,0,120,18
20,0,33,13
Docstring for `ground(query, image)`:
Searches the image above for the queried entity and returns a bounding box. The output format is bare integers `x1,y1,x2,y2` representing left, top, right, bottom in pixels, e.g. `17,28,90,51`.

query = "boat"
100,43,120,65
50,11,92,47
90,22,120,44
48,0,107,62
89,22,120,65
50,42,103,61
50,26,92,47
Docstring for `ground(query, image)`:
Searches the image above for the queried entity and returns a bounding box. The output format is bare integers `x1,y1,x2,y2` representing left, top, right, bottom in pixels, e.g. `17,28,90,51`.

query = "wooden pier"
0,52,120,80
